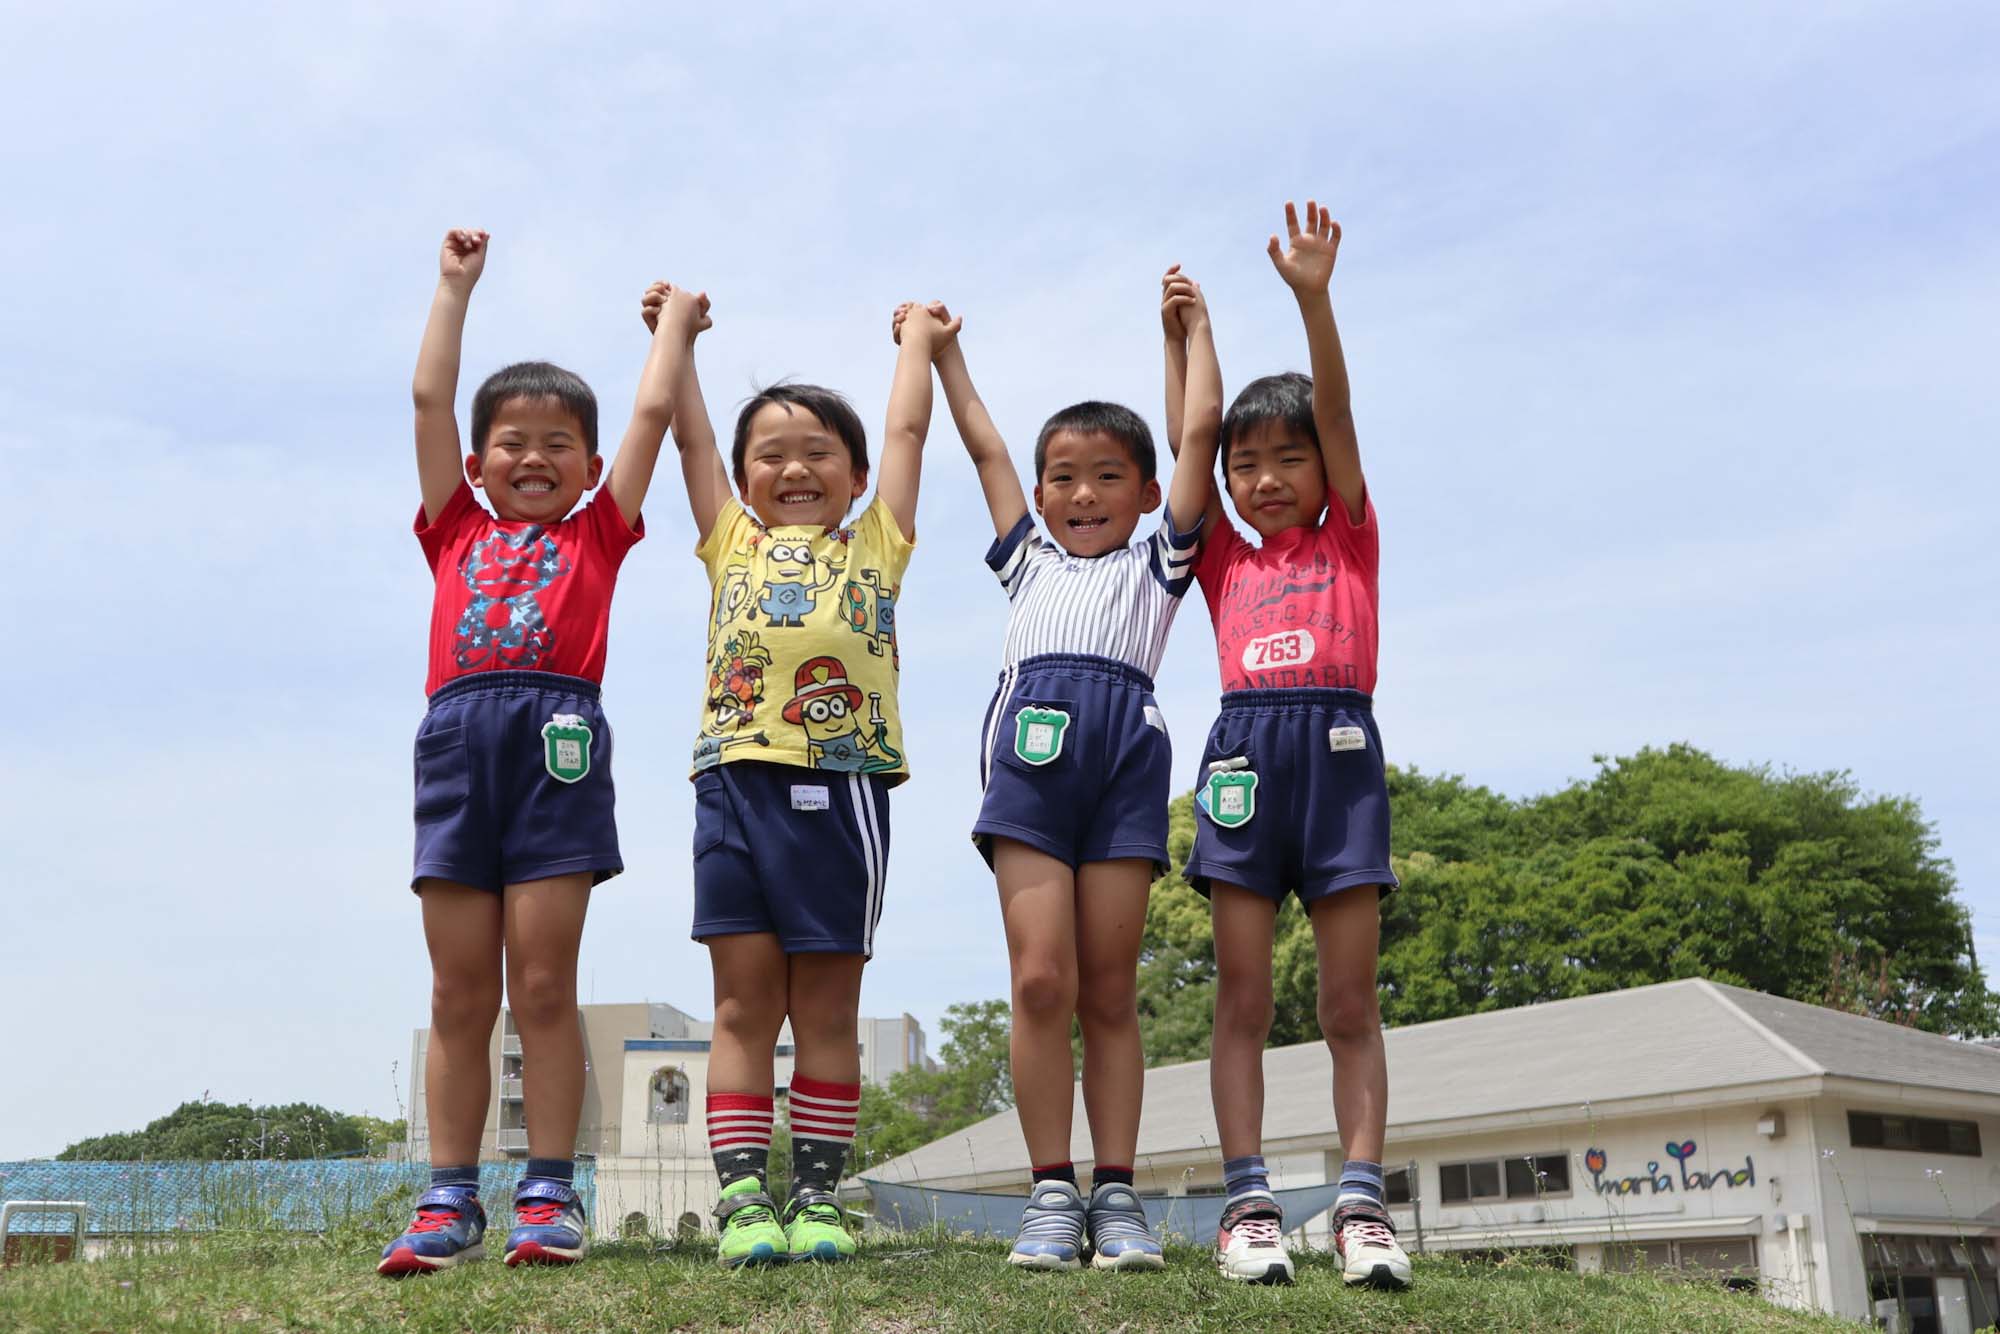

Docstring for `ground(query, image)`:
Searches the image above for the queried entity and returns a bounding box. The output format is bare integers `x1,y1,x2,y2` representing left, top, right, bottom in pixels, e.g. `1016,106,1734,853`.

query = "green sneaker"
782,1189,857,1263
714,1176,786,1269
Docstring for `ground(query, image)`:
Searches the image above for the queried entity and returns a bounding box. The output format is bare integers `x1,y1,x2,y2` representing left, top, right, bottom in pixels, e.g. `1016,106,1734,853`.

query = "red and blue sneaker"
377,1185,486,1276
504,1178,589,1266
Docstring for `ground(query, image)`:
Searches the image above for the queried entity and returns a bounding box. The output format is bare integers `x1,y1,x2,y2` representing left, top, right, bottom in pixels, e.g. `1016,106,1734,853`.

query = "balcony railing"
500,1077,523,1100
496,1128,528,1153
501,1035,522,1057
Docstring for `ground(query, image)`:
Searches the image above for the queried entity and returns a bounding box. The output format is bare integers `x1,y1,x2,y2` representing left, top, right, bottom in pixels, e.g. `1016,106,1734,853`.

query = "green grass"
0,1232,1860,1333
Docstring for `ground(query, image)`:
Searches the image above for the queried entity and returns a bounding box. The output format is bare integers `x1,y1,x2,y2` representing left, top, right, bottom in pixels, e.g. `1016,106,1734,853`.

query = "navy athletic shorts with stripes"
972,653,1173,873
691,760,891,956
411,670,623,893
1183,687,1399,903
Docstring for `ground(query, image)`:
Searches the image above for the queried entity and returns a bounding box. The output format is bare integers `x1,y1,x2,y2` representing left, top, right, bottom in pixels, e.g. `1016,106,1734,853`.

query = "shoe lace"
1343,1216,1396,1250
516,1201,565,1226
1233,1215,1283,1248
408,1206,459,1234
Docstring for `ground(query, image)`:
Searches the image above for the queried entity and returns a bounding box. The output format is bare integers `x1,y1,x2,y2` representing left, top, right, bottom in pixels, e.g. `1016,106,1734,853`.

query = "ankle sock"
430,1164,480,1192
1032,1161,1078,1188
1337,1159,1385,1208
523,1157,574,1185
787,1073,861,1196
707,1091,775,1187
1223,1154,1269,1201
1092,1164,1134,1190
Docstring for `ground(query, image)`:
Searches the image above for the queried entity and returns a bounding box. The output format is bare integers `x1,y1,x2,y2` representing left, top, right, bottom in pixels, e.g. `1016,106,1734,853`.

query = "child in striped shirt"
901,287,1221,1271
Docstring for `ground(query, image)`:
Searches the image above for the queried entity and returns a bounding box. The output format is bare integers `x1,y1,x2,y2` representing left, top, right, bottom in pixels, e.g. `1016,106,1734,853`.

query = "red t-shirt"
1193,500,1379,695
416,483,644,694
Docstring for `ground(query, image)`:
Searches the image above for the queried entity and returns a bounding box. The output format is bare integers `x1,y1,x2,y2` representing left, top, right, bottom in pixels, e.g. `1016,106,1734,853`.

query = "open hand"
1267,200,1341,296
439,228,489,292
642,281,712,340
892,300,962,350
1161,263,1200,338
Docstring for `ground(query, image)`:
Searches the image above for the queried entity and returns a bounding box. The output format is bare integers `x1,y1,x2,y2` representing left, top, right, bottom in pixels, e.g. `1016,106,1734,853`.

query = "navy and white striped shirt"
985,511,1202,675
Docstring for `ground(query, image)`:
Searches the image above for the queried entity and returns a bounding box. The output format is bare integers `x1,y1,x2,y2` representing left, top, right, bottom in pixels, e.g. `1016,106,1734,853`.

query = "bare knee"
714,990,786,1046
507,963,576,1032
1014,959,1077,1022
432,971,501,1038
787,997,856,1050
1214,978,1274,1042
1317,980,1381,1044
1075,975,1137,1033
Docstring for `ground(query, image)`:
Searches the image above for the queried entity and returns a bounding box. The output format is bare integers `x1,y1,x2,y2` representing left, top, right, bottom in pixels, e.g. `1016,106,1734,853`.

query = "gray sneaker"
1008,1179,1086,1271
1086,1182,1164,1271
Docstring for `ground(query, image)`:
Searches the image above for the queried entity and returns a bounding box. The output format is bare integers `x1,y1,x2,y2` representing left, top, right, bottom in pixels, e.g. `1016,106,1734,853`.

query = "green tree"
59,1100,370,1161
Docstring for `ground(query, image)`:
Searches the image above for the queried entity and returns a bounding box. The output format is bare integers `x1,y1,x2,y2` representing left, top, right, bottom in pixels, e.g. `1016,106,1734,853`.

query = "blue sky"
3,3,1996,1159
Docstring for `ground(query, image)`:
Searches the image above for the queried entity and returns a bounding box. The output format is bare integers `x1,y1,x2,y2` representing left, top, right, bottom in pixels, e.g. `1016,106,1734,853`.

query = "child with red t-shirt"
1163,203,1411,1291
378,229,708,1278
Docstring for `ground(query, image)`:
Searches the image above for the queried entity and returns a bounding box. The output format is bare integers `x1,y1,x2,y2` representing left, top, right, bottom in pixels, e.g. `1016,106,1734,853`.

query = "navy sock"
1092,1164,1134,1190
1223,1154,1269,1200
1032,1161,1078,1188
524,1157,574,1185
1337,1159,1385,1207
430,1164,480,1192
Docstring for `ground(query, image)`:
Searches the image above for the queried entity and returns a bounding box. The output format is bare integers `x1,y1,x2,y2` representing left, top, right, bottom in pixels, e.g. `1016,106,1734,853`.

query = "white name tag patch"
790,784,831,811
1143,705,1166,734
1328,726,1368,753
1241,628,1317,674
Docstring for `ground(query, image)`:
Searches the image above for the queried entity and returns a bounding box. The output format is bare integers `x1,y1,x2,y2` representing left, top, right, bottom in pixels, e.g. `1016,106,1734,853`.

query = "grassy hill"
0,1233,1863,1333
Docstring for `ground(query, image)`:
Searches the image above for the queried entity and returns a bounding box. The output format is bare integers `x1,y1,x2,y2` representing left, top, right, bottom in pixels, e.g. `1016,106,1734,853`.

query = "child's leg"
785,952,866,1195
1072,857,1150,1174
706,931,789,1182
1208,883,1278,1160
500,873,594,1162
1307,887,1386,1168
994,838,1080,1174
419,881,506,1166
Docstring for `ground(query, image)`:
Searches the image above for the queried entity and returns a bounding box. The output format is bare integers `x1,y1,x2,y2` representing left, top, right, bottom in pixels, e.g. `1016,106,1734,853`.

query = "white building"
867,980,2000,1332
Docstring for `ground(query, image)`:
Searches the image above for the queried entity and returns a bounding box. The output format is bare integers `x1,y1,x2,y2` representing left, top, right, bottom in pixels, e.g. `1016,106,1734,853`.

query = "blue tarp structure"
0,1161,597,1234
861,1178,1344,1242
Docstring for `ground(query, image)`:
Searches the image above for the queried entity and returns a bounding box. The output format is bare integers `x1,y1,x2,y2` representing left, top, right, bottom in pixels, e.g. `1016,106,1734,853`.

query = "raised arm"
412,228,487,524
606,282,709,525
920,310,1029,542
877,300,957,541
1162,265,1229,535
1269,199,1366,525
1168,281,1223,534
641,281,730,542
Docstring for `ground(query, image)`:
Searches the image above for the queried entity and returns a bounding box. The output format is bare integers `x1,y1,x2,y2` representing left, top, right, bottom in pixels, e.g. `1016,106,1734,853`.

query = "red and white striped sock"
706,1091,774,1186
788,1074,861,1194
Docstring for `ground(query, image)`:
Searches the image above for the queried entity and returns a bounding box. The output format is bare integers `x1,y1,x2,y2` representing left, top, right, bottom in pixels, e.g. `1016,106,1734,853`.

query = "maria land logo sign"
1584,1139,1755,1197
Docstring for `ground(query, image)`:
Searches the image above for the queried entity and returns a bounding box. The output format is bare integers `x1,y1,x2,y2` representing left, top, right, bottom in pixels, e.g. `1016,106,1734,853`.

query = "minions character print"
781,656,901,774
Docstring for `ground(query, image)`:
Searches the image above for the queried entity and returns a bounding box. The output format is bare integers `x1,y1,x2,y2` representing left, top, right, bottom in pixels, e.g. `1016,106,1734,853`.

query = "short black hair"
470,361,599,456
1033,401,1156,483
1219,372,1317,472
732,383,870,488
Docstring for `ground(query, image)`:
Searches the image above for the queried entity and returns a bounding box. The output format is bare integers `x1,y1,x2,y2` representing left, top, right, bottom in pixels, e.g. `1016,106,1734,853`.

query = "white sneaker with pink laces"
1215,1193,1294,1284
1334,1200,1412,1289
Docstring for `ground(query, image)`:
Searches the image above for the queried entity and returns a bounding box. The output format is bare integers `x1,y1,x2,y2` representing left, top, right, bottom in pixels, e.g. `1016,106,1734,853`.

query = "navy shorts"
411,670,623,893
972,653,1173,872
1183,688,1397,903
691,761,891,956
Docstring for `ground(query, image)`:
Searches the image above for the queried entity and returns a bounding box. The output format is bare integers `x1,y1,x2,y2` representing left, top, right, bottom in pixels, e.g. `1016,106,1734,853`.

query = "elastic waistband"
428,670,602,707
1000,653,1155,693
1217,686,1373,715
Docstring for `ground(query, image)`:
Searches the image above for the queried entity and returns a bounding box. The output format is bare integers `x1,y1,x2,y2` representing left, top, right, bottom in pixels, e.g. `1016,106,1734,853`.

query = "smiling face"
739,401,866,530
466,396,602,523
1223,419,1329,538
1034,429,1160,557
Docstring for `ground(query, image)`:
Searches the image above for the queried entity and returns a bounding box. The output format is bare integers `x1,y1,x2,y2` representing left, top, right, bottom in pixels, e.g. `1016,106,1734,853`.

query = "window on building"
1384,1167,1412,1206
1849,1111,1982,1157
1440,1153,1571,1204
648,1066,691,1125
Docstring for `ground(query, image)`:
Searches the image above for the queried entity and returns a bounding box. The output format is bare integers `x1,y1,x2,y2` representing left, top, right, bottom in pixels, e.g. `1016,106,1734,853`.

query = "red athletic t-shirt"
416,483,643,694
1193,500,1379,695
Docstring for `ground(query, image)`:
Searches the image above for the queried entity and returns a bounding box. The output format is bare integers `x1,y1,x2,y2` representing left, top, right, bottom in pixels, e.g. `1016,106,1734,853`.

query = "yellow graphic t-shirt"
691,496,912,783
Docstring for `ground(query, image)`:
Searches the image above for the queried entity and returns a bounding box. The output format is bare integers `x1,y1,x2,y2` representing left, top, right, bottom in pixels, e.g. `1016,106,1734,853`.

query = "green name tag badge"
542,713,594,784
1012,706,1071,766
1203,769,1258,828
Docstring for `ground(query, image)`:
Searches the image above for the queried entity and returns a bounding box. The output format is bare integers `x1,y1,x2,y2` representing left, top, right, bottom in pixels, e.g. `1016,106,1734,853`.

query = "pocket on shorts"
993,695,1078,775
692,772,729,858
413,724,470,816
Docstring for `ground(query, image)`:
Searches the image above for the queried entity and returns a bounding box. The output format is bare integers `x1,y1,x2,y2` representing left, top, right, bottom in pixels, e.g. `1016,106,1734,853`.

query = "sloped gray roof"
869,979,2000,1187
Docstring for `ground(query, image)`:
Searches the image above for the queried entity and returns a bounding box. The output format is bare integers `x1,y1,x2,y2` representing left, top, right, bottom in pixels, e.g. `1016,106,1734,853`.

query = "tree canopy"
58,1100,404,1161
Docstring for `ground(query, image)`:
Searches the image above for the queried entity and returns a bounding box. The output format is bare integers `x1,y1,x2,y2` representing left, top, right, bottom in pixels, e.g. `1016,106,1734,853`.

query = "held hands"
640,281,712,341
1267,199,1341,298
438,228,490,293
891,300,961,355
1161,264,1208,337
